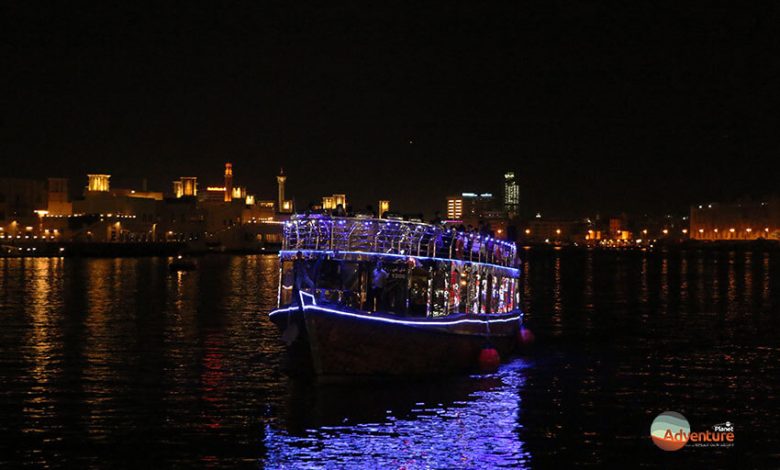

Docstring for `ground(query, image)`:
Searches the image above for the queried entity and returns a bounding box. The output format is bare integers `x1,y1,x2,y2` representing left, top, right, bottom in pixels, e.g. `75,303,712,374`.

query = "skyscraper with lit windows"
504,171,519,218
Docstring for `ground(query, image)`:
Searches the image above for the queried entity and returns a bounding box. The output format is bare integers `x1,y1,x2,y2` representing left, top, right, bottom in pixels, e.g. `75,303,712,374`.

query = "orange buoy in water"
478,346,501,373
517,326,535,348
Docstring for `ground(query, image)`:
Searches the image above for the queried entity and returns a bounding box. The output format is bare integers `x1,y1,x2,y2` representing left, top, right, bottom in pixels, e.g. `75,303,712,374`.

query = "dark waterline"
0,250,778,468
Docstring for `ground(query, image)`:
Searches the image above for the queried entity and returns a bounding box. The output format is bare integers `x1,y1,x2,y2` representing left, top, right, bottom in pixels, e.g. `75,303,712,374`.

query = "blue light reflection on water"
264,361,531,469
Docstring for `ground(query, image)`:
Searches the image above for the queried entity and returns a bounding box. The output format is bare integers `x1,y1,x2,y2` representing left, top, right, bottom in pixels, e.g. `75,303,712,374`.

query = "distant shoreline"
0,241,281,258
2,239,777,259
521,239,780,253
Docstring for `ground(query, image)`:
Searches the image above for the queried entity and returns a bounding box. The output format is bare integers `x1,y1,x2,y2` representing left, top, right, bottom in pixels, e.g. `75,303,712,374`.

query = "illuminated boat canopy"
283,215,517,269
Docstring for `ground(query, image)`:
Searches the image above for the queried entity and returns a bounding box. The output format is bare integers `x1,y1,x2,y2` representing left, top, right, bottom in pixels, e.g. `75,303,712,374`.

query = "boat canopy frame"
283,215,518,268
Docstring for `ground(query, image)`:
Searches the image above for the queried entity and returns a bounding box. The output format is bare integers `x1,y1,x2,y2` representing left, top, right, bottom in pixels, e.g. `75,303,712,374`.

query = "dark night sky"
2,3,779,218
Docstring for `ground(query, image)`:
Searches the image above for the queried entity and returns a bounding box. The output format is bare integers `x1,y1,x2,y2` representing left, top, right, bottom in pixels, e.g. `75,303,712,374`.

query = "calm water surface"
1,249,778,468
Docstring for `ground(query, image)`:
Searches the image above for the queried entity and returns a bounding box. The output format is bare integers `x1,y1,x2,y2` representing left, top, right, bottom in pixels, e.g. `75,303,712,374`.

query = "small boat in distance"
169,254,197,271
268,214,524,379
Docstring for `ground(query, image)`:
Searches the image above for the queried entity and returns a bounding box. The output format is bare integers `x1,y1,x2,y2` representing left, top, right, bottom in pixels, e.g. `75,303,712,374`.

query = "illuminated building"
202,186,227,202
70,172,168,240
690,198,780,240
224,163,233,202
232,186,246,200
446,193,495,225
173,180,183,198
584,229,603,241
446,196,463,220
378,200,390,218
87,174,110,192
0,170,291,249
322,194,347,211
503,172,519,218
180,177,197,197
444,193,513,238
202,185,246,203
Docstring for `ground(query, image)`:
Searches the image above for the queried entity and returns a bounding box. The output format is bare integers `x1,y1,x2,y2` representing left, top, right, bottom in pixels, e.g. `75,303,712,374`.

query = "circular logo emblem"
650,411,690,451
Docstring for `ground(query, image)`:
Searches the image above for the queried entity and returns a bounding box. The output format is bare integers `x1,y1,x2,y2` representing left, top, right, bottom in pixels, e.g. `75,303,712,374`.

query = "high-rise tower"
504,171,520,218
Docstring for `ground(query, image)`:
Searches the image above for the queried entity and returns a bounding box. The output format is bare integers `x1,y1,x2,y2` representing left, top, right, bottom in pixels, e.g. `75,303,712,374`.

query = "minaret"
276,167,286,212
224,163,233,202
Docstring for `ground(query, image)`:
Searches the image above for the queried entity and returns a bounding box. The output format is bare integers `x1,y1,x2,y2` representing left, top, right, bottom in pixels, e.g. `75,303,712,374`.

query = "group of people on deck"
292,251,389,311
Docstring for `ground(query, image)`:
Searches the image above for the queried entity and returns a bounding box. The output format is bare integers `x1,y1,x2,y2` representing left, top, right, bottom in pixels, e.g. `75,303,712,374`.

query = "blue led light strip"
269,304,522,327
279,249,520,276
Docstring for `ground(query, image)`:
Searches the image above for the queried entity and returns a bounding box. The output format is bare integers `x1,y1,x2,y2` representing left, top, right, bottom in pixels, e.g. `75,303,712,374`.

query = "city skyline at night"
3,4,780,218
2,4,778,468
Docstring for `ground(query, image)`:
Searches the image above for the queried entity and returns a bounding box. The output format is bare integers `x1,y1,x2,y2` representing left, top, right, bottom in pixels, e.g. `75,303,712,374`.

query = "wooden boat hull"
270,304,522,378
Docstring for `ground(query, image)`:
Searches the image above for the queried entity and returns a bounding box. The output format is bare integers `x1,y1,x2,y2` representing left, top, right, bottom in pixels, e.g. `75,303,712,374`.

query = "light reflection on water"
265,361,530,468
0,248,778,468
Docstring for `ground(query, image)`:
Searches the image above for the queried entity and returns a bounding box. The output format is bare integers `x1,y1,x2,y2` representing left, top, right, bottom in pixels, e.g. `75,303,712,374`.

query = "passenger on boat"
334,203,347,217
367,260,389,311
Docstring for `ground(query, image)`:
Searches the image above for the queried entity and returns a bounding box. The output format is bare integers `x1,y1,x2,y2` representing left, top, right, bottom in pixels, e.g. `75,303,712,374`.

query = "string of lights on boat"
283,215,518,267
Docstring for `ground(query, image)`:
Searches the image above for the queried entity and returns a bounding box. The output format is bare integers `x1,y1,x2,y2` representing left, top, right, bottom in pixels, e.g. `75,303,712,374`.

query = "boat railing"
283,215,518,268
